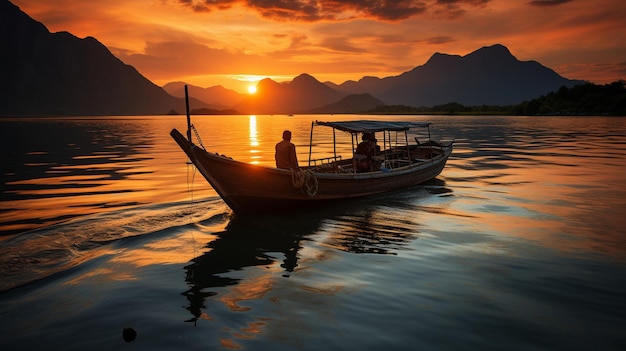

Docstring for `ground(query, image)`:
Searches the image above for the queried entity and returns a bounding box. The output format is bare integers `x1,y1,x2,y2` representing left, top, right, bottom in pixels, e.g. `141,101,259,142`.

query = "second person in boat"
354,132,378,172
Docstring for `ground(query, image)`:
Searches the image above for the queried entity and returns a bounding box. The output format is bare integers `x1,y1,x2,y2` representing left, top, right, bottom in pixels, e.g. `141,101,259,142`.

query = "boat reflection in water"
181,213,309,325
179,188,441,327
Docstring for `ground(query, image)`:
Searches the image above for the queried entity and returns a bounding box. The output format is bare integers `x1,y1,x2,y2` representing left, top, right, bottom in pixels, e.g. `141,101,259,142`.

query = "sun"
247,85,257,94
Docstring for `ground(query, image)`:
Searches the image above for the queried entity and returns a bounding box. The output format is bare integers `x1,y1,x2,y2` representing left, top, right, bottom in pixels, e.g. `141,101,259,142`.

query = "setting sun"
247,85,257,94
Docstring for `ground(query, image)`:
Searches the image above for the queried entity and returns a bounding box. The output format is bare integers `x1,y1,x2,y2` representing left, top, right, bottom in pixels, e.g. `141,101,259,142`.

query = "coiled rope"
291,169,318,197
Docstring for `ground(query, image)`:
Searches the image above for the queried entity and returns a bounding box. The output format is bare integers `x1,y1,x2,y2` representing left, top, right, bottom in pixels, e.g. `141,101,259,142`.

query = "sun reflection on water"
249,115,260,164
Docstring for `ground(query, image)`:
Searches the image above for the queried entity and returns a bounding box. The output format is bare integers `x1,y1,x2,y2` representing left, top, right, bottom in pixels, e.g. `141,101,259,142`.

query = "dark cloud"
175,0,498,21
426,36,455,44
177,0,430,21
433,0,490,18
435,0,490,5
177,0,237,12
320,36,368,53
528,0,573,6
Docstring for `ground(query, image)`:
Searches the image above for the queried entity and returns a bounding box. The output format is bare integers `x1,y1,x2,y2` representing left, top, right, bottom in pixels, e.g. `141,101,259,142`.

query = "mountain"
0,1,207,116
307,93,386,114
163,82,244,108
235,73,344,114
334,44,586,106
179,45,585,112
325,76,384,96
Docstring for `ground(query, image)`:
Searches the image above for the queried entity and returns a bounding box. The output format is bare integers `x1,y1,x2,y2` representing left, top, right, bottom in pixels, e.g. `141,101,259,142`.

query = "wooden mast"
184,85,192,142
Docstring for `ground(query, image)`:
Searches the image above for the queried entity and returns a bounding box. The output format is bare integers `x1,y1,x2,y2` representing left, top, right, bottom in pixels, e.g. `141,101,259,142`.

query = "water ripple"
0,197,229,292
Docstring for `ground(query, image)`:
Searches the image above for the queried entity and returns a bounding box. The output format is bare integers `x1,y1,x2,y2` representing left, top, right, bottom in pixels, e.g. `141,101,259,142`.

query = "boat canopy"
315,120,431,133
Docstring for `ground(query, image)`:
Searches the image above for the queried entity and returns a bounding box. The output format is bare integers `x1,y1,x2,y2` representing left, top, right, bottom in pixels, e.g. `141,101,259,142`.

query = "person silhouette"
275,130,299,170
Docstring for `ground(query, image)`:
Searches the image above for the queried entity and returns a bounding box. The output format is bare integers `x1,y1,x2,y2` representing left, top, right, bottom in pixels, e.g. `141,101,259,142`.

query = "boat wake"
0,197,230,292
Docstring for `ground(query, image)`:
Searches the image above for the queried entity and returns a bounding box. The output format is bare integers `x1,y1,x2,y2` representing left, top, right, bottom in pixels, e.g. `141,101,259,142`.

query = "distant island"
186,80,626,116
366,80,626,116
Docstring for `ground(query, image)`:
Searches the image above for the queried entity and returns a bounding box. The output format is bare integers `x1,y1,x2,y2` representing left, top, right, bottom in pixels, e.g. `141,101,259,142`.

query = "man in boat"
354,132,377,172
275,130,299,170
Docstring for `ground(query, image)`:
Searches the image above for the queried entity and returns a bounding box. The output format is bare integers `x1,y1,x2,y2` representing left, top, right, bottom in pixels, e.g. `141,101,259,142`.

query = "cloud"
112,40,264,80
176,0,496,22
288,34,309,48
555,61,626,84
176,0,237,12
177,0,431,21
319,36,368,53
432,0,491,19
435,0,490,5
426,36,455,44
528,0,573,6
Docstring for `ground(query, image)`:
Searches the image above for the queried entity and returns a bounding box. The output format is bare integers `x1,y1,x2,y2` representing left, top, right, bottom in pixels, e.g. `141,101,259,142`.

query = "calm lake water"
1,115,625,350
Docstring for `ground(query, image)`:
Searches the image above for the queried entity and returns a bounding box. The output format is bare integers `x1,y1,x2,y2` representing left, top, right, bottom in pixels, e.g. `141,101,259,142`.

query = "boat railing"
308,155,342,168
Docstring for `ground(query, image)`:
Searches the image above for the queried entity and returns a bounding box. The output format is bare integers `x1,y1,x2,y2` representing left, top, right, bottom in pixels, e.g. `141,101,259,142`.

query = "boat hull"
171,128,452,213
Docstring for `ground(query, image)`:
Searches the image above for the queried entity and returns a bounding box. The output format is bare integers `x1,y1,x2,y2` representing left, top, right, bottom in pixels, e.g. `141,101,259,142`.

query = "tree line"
369,80,626,116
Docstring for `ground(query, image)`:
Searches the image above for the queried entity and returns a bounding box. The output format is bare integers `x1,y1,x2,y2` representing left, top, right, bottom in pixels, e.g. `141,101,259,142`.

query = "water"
1,115,625,350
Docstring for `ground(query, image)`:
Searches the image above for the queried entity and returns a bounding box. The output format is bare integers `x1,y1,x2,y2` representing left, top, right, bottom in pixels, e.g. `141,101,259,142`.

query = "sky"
12,0,626,93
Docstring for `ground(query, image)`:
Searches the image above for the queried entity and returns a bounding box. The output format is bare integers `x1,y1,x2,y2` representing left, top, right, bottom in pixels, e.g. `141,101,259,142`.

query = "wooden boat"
171,87,453,213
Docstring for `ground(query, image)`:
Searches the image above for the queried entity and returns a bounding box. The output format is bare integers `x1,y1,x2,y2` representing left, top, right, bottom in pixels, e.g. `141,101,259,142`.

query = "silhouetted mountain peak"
427,52,462,63
292,73,316,82
236,74,343,114
336,43,584,106
1,1,204,115
290,73,325,90
466,44,518,63
359,76,382,83
477,43,512,55
162,82,244,107
257,77,282,90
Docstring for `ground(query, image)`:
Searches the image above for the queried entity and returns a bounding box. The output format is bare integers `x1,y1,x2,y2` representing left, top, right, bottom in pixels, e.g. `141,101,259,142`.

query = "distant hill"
235,74,344,114
0,1,207,116
514,80,626,115
307,93,386,114
331,44,586,106
163,82,244,108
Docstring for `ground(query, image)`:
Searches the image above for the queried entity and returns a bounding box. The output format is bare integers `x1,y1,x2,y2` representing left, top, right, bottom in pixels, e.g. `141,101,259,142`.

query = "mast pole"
185,85,192,142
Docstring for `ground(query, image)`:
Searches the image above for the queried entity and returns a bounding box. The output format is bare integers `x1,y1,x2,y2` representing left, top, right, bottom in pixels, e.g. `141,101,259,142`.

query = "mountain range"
2,0,586,116
1,1,208,116
162,82,243,109
329,44,585,106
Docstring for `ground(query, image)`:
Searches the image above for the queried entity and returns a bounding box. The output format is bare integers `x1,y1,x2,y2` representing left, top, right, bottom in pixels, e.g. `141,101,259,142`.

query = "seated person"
275,130,299,170
354,132,377,172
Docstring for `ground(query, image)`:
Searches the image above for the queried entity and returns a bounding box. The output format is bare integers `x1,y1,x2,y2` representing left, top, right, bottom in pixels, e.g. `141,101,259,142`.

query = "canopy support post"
308,121,314,167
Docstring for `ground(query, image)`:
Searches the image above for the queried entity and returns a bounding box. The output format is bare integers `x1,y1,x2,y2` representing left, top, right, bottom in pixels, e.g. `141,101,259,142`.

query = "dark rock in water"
122,328,137,342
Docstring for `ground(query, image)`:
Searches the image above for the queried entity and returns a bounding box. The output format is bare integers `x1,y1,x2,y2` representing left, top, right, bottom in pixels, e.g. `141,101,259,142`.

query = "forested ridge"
369,80,626,116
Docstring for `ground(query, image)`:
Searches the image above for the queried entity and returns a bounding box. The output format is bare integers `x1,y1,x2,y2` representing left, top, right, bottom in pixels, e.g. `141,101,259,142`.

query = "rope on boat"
190,124,206,150
291,169,304,188
291,169,318,197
